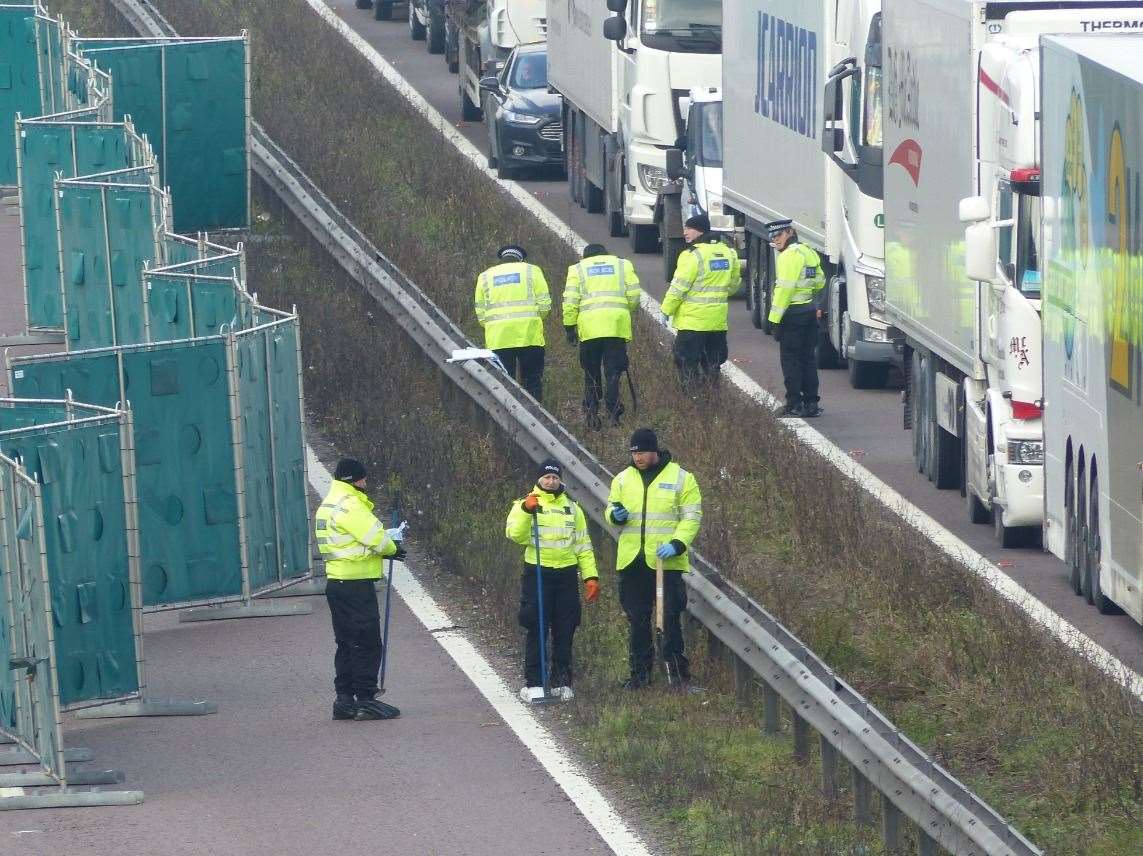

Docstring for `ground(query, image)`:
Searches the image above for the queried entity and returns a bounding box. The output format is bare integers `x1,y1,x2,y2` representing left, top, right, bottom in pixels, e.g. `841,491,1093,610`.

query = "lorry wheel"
585,181,604,214
496,161,515,180
663,237,684,280
847,359,888,390
409,3,426,39
374,1,394,21
1066,466,1083,594
629,224,659,254
1087,472,1119,613
1079,522,1093,601
461,86,482,121
427,12,445,52
816,327,840,369
966,485,990,524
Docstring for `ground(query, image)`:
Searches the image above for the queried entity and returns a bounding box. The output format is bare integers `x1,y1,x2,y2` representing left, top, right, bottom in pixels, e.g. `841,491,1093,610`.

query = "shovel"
519,513,572,705
655,556,678,688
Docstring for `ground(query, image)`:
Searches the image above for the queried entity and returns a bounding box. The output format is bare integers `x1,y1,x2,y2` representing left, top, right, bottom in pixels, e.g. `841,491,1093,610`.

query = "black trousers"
325,578,383,699
777,311,820,409
517,565,582,687
673,330,728,388
617,557,689,682
494,346,545,401
579,337,628,421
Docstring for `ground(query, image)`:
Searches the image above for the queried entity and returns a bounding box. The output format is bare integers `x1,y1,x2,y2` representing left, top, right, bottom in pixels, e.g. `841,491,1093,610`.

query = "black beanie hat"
628,428,659,453
536,457,562,480
685,213,711,233
582,243,607,259
334,458,367,483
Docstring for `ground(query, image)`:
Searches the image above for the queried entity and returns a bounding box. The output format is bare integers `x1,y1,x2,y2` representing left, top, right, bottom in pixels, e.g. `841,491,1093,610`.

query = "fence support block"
75,698,217,719
0,788,144,810
882,793,903,852
258,575,327,598
792,709,809,764
0,746,92,766
178,600,312,622
853,763,872,826
820,735,839,800
0,768,124,787
761,682,780,734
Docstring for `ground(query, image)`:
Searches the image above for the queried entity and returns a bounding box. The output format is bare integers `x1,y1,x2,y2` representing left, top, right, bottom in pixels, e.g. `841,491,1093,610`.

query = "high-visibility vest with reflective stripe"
607,460,702,571
662,240,742,332
768,242,825,324
474,261,551,349
314,480,397,581
561,255,641,341
505,488,598,581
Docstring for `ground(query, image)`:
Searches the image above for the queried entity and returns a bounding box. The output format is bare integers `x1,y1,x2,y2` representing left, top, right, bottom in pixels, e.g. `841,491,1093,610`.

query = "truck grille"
539,122,562,142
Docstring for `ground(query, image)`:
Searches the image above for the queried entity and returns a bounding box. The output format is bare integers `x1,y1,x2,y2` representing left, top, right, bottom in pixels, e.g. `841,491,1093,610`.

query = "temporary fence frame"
0,448,142,809
0,397,215,723
7,316,314,624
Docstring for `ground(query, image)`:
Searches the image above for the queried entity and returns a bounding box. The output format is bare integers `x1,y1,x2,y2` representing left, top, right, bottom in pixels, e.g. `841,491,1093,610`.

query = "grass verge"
48,1,1143,852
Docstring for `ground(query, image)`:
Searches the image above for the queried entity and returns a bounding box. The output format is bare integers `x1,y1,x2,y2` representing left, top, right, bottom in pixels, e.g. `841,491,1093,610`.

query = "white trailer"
885,0,1143,546
446,0,545,121
1040,32,1143,624
546,0,722,252
723,0,892,383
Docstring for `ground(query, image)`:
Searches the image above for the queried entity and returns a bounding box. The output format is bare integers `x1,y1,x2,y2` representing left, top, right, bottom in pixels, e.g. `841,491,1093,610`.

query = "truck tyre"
1079,521,1093,601
847,359,888,390
355,0,372,9
816,327,840,369
629,224,659,254
1066,463,1082,595
445,24,459,73
427,11,446,52
375,1,394,20
663,236,685,281
497,161,515,180
409,3,426,39
1087,471,1118,614
607,184,627,236
966,485,990,524
585,181,604,214
993,504,1023,548
461,85,482,121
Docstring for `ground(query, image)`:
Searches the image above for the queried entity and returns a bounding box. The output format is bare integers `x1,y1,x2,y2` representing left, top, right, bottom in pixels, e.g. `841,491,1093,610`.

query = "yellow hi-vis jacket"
505,488,599,581
561,254,641,341
662,239,742,332
607,459,702,572
474,261,551,349
315,480,398,581
768,242,825,324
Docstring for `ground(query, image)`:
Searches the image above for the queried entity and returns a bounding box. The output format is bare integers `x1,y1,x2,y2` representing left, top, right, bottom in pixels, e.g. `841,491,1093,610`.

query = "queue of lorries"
355,0,1143,626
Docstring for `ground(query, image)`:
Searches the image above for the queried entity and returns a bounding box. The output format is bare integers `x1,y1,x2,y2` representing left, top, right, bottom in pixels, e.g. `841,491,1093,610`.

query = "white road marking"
306,449,653,856
303,1,1142,702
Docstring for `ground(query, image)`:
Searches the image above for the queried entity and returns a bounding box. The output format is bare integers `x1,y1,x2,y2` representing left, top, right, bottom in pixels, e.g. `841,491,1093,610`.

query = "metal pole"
225,331,252,605
292,312,314,577
882,793,903,852
262,328,283,585
792,708,809,764
100,185,119,346
762,681,781,734
820,735,839,800
853,763,873,826
52,172,68,350
119,407,146,697
30,478,66,783
15,115,33,335
733,653,751,703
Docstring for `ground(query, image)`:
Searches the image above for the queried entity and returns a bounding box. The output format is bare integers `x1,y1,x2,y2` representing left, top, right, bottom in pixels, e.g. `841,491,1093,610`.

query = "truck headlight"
866,276,886,313
638,163,671,194
502,110,543,126
1007,440,1044,466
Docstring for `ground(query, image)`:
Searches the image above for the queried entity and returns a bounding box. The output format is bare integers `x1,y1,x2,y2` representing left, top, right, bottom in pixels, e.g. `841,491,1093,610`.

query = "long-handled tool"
655,556,678,688
520,514,571,704
378,494,401,695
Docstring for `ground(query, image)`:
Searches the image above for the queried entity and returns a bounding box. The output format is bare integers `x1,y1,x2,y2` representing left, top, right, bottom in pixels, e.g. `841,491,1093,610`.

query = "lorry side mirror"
606,0,628,12
603,16,627,42
665,148,685,181
675,135,687,151
822,128,844,156
958,195,990,224
823,76,843,123
478,75,500,94
964,222,998,284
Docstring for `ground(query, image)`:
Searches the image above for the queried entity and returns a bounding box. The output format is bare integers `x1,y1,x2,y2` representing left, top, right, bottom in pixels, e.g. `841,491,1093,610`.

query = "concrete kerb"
303,0,1143,703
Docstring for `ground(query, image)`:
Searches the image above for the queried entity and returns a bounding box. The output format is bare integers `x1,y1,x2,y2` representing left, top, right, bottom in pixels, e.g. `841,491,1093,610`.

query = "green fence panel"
0,6,40,185
0,452,65,781
18,118,132,330
162,234,198,266
57,178,160,350
264,321,310,585
81,39,248,231
235,328,277,590
145,272,247,342
0,409,138,708
10,343,245,607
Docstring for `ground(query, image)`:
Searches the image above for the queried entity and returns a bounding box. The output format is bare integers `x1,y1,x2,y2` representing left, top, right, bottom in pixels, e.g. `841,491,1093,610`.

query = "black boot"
354,696,401,720
332,695,357,721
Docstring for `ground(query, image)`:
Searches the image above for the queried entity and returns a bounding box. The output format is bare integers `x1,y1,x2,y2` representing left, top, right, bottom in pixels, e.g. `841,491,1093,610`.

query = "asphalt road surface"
323,0,1141,672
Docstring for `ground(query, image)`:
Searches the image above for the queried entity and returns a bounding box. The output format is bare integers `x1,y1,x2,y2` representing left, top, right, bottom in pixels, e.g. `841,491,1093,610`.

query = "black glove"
392,543,408,561
564,325,578,346
762,318,773,335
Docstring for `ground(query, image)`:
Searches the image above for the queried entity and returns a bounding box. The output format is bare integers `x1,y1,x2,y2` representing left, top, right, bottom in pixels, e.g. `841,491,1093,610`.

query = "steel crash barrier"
99,0,1044,850
0,399,143,809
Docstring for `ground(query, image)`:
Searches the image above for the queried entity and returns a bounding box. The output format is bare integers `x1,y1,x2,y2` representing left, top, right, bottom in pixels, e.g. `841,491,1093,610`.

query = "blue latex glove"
385,521,408,542
610,503,629,524
656,542,679,560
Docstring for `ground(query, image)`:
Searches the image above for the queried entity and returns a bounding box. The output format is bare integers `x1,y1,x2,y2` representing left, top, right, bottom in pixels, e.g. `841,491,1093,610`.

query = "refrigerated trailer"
884,0,1143,547
723,0,893,384
1040,32,1143,624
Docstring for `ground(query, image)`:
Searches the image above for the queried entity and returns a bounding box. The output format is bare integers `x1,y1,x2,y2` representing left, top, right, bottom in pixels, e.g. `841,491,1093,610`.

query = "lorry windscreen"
641,0,722,54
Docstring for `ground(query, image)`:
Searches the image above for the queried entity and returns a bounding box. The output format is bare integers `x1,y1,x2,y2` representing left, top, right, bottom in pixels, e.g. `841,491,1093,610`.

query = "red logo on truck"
889,139,922,185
